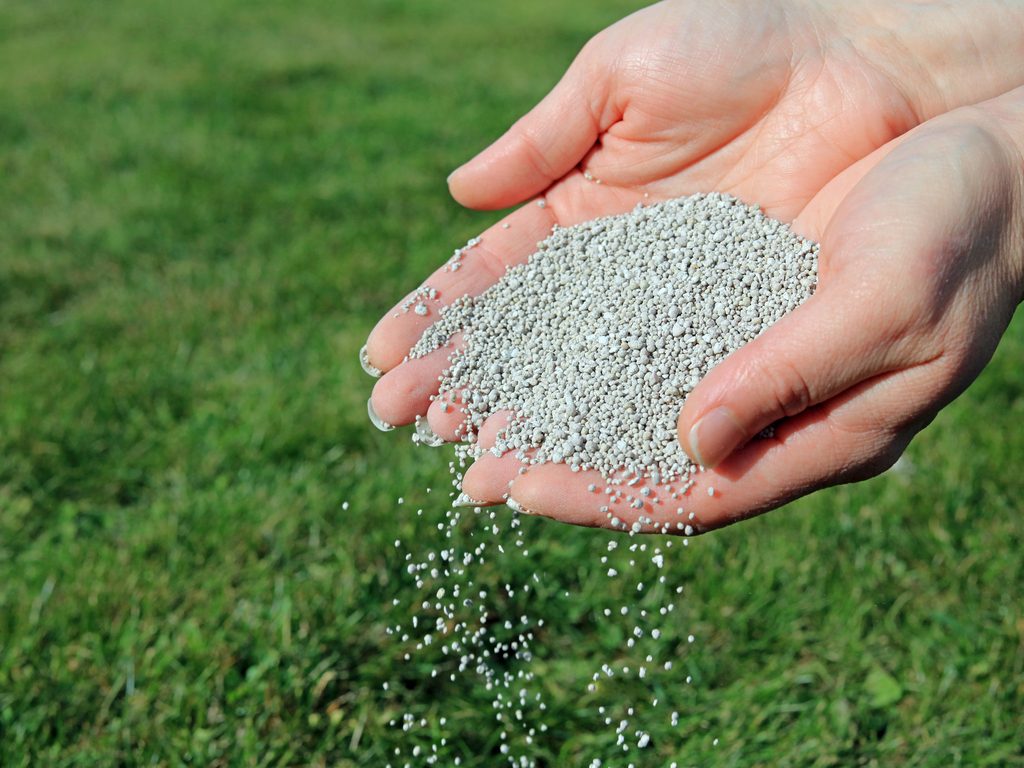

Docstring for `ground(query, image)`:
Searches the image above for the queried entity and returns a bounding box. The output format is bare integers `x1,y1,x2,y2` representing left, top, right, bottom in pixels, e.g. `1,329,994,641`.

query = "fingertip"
445,141,512,210
427,393,468,442
446,152,528,211
679,405,748,470
369,377,401,428
476,411,513,450
446,164,471,206
462,453,522,504
369,346,450,427
364,314,415,373
445,63,603,211
367,396,394,433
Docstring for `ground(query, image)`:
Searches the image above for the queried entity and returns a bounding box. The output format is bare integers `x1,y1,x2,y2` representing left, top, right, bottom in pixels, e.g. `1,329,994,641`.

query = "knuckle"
756,355,814,419
580,29,607,57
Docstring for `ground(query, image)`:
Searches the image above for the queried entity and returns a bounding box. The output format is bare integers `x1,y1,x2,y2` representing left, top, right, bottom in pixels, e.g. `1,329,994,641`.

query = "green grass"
0,0,1022,765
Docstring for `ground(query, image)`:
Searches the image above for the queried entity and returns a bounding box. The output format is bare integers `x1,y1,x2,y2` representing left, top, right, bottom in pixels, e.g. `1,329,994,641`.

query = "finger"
364,202,556,372
507,463,698,532
674,275,929,470
460,412,523,505
370,334,463,428
686,111,1024,469
476,411,514,451
447,46,608,210
461,453,524,506
426,389,472,442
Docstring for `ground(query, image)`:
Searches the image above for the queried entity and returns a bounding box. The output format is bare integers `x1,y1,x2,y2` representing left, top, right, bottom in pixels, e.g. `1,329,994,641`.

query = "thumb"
676,285,915,469
447,45,607,210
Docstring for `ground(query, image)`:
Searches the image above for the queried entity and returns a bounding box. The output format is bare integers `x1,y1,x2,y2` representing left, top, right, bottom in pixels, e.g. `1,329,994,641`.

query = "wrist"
831,0,1024,121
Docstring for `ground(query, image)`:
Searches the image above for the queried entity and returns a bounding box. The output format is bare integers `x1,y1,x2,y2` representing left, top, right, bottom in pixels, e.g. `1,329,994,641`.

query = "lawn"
0,0,1021,765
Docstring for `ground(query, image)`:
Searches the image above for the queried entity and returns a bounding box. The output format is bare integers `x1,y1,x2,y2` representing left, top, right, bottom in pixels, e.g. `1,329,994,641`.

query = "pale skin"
364,0,1024,532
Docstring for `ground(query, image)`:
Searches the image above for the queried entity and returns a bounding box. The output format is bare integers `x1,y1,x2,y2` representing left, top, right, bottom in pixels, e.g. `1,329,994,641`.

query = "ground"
0,0,1022,765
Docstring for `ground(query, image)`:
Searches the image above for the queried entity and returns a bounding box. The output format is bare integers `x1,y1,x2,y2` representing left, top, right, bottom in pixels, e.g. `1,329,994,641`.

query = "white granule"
411,193,818,484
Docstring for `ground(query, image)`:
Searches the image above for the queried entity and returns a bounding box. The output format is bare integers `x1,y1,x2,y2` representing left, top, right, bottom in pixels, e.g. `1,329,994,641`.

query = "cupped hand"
666,92,1024,529
363,0,1024,531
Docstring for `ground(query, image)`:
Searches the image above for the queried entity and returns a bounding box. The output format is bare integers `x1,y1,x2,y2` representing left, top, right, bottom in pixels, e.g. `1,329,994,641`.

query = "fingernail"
506,497,538,516
452,493,484,508
446,166,462,186
688,406,746,469
367,399,394,432
359,345,382,378
414,416,445,447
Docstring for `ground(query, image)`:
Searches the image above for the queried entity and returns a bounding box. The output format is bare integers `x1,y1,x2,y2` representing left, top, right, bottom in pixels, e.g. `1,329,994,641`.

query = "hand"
669,90,1024,527
364,0,1024,531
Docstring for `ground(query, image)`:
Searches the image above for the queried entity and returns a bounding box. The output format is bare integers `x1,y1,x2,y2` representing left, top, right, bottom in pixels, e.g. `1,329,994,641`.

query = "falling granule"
383,480,702,767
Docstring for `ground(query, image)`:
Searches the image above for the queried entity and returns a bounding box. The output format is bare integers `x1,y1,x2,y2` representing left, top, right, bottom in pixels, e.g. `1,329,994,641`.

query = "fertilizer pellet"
410,193,817,486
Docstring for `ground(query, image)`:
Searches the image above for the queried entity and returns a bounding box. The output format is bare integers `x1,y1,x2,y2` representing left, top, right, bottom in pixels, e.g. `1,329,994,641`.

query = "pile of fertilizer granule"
410,193,818,491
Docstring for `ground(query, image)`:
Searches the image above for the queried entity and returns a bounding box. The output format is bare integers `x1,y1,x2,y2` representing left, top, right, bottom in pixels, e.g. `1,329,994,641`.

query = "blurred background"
1,0,1021,765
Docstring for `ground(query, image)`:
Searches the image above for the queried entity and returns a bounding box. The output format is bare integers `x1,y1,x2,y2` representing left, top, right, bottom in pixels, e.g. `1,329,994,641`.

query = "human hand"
668,89,1024,527
363,0,1024,531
